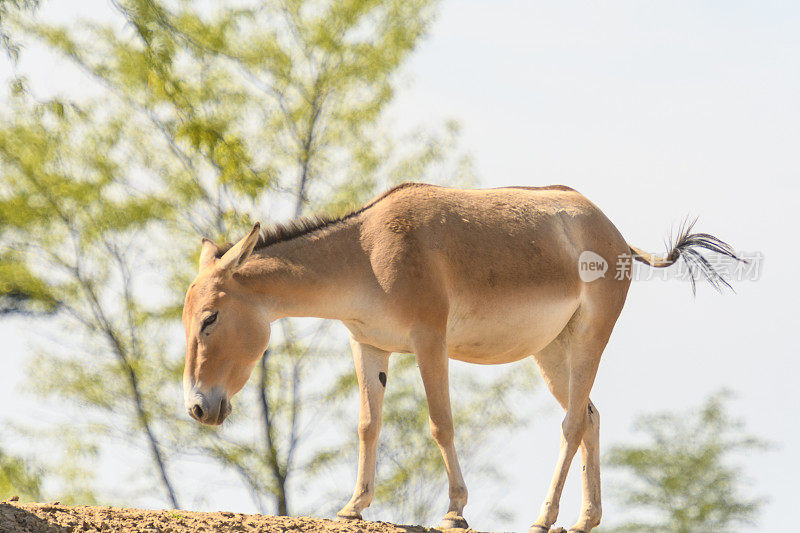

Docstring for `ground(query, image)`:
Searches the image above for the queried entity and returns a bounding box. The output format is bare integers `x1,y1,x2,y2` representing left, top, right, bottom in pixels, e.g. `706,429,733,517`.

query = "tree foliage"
602,391,768,533
0,0,534,525
0,447,42,501
0,0,39,62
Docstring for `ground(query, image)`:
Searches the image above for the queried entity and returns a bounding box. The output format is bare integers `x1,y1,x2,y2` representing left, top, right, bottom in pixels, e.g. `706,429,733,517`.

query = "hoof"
529,527,567,533
440,511,468,529
336,510,362,521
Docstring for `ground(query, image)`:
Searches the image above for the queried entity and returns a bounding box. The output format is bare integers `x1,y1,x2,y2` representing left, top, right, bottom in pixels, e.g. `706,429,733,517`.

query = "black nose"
189,403,204,421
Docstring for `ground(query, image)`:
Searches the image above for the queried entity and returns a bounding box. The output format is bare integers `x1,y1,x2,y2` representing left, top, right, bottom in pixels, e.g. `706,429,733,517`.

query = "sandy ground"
0,500,488,533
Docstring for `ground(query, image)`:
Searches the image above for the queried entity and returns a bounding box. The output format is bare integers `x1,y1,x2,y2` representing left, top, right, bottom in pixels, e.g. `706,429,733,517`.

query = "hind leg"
576,399,601,532
529,325,607,532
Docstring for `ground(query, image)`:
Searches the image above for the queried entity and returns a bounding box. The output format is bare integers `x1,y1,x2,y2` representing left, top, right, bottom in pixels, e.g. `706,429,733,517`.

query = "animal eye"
201,312,218,333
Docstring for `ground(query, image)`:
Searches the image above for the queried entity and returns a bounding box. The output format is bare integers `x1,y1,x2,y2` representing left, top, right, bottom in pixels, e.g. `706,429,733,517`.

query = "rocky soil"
0,501,475,533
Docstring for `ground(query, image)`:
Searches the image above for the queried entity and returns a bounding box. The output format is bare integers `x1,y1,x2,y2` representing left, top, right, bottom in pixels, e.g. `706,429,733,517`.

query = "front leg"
413,328,469,530
337,337,390,520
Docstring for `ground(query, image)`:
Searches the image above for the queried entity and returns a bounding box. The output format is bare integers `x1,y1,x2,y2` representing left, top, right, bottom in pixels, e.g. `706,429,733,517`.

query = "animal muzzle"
186,387,231,426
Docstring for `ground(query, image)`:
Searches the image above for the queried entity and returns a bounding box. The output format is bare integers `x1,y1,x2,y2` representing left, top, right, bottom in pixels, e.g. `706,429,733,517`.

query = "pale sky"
2,1,799,531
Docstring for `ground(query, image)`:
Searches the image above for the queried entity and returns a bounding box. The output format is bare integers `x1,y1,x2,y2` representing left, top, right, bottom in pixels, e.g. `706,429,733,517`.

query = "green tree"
0,90,180,506
0,425,100,505
0,448,42,501
602,391,768,533
1,0,531,524
0,252,58,315
0,0,39,62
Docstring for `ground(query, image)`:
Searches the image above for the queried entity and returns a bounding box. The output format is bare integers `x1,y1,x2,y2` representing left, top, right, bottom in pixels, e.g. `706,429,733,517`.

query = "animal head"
182,223,270,425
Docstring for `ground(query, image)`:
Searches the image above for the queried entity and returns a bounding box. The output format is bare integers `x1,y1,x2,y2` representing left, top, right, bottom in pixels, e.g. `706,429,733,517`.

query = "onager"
182,183,741,532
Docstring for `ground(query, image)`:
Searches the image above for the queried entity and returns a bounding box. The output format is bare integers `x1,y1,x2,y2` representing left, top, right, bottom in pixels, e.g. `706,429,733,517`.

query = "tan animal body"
182,183,741,532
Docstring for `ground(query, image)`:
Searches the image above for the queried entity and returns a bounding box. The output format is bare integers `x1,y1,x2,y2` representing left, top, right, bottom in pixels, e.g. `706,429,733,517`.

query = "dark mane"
215,182,428,257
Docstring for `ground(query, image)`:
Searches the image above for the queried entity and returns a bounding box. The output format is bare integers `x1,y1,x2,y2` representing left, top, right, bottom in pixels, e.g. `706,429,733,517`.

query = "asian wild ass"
181,183,742,533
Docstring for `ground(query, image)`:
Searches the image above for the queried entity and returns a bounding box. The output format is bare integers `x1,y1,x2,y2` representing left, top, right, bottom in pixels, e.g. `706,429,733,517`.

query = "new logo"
578,251,608,282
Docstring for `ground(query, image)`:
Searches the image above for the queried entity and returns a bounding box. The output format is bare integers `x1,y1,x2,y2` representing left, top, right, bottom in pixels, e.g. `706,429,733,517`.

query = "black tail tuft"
670,217,746,295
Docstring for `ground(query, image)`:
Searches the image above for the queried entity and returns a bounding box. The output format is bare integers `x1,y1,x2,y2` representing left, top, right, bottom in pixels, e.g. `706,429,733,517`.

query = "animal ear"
217,223,261,273
199,237,220,270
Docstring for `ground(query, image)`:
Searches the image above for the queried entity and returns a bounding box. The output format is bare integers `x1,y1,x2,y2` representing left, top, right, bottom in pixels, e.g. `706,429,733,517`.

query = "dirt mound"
0,501,465,533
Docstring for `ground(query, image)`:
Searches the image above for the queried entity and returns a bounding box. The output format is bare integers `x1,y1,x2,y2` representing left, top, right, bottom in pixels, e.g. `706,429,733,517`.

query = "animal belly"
343,319,415,354
342,291,580,363
445,294,579,364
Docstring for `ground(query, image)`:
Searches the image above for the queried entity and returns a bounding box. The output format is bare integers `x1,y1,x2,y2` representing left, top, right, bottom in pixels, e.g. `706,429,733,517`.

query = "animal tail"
627,218,746,294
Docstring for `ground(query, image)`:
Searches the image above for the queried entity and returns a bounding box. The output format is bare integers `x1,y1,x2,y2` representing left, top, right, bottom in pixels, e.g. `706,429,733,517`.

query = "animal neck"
232,220,367,321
